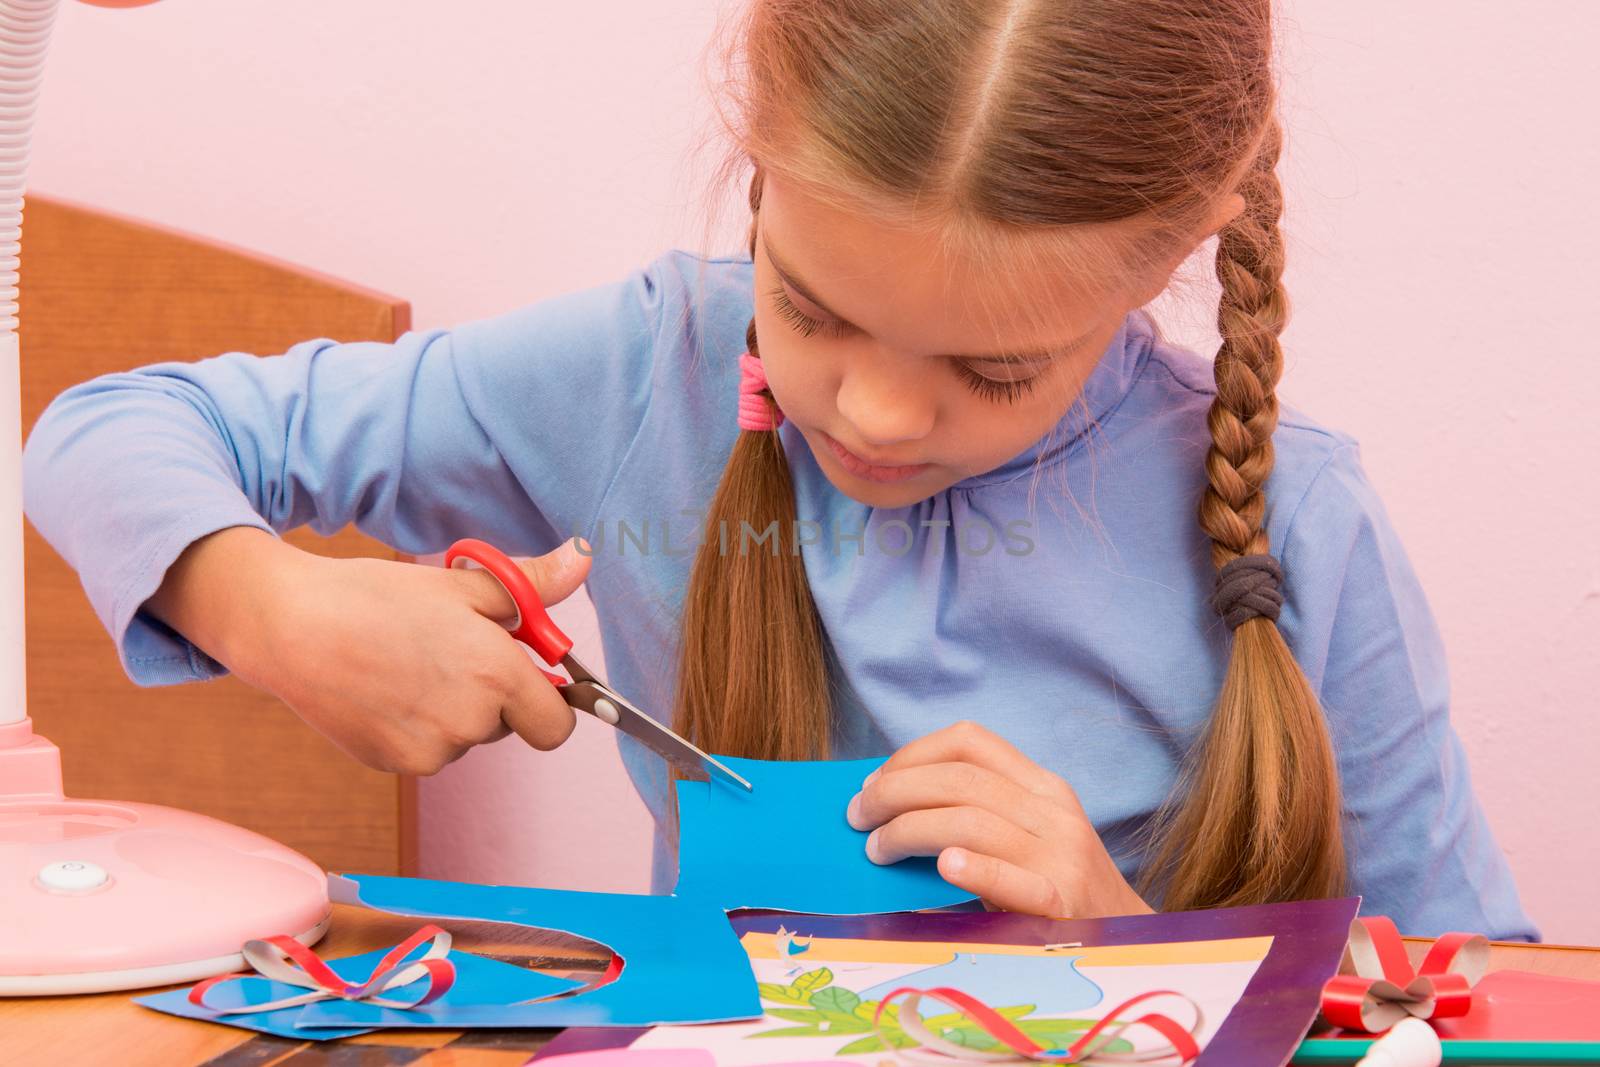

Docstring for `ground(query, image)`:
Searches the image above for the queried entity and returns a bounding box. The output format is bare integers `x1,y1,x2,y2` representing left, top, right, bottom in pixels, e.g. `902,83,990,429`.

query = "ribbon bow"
1319,917,1488,1034
874,985,1203,1064
188,924,457,1016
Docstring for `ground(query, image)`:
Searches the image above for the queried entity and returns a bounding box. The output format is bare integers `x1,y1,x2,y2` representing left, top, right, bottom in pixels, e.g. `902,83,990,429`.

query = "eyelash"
766,285,1042,403
768,284,850,340
952,363,1040,403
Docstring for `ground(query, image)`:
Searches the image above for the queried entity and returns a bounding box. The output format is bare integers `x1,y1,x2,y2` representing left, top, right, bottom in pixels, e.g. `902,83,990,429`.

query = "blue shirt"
22,250,1537,939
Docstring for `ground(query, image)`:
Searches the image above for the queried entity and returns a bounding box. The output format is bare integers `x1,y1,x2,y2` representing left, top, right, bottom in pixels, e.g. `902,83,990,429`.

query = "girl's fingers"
849,761,1054,837
500,693,576,751
452,539,593,623
874,721,1082,813
444,542,590,750
513,540,592,605
494,639,577,752
452,562,524,623
866,805,1037,868
938,848,1066,918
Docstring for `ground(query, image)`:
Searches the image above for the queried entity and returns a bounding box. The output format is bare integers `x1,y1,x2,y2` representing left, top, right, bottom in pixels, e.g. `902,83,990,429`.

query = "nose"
835,350,936,447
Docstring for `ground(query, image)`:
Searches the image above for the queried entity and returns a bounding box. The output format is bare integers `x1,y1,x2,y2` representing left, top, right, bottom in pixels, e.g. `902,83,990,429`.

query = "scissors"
444,538,753,792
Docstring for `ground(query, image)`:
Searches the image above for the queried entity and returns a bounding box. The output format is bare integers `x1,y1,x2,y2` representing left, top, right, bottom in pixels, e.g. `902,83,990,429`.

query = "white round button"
36,860,110,893
592,697,621,725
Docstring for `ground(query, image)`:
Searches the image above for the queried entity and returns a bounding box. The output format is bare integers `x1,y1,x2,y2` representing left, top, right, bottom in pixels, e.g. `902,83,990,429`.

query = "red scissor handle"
444,538,573,685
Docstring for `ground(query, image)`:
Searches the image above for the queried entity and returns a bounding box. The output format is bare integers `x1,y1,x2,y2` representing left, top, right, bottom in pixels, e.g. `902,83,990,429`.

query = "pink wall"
29,1,1599,939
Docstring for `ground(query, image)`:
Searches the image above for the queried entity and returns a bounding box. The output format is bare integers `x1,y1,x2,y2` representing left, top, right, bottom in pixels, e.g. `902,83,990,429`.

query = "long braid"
1143,120,1347,910
673,167,834,762
1202,122,1289,567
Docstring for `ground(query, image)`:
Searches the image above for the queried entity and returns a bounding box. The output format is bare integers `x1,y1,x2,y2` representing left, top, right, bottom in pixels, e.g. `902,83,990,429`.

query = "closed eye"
953,362,1042,403
768,283,1043,403
768,285,851,340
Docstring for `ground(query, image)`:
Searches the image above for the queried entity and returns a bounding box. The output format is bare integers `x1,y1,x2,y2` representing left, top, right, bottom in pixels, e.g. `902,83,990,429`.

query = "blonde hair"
674,0,1345,910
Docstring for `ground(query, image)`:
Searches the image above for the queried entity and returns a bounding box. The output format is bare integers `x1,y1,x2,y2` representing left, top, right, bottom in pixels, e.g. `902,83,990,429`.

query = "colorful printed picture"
628,930,1273,1063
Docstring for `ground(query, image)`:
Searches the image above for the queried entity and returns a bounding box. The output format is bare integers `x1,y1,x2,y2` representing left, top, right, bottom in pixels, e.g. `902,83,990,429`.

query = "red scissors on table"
444,538,753,792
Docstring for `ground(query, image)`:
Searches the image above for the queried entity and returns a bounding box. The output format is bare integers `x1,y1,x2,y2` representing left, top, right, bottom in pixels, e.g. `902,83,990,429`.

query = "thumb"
513,537,593,606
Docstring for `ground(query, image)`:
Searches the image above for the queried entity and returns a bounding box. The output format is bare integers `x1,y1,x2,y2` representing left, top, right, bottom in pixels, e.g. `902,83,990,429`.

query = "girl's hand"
846,721,1154,918
148,527,592,776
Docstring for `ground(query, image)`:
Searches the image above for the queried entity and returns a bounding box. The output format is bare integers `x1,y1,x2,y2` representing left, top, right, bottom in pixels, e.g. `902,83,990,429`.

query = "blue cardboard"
296,874,761,1029
164,755,979,1035
673,756,975,913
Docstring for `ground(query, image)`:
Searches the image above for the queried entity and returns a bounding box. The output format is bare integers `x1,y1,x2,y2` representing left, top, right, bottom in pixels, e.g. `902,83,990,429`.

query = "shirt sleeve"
22,255,674,688
1278,442,1539,940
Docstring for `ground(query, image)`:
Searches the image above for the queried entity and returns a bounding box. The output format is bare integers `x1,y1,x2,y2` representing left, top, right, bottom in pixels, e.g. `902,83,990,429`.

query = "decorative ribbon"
874,985,1203,1064
1319,917,1489,1034
188,924,457,1016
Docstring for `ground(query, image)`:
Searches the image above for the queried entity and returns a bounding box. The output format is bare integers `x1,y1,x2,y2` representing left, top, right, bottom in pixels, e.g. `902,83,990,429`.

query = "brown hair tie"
1210,553,1284,630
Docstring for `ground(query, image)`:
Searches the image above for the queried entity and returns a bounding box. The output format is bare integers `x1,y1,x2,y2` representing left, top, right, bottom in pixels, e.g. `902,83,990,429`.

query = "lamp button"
36,860,110,893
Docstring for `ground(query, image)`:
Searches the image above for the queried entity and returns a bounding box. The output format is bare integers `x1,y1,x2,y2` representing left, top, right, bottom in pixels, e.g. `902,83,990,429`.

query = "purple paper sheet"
540,896,1359,1067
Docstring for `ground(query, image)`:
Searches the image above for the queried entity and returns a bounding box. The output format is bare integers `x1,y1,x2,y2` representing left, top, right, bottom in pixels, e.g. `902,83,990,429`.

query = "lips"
821,432,931,484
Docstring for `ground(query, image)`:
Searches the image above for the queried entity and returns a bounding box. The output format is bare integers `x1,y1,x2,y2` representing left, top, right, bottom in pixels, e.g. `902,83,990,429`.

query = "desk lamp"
0,0,330,995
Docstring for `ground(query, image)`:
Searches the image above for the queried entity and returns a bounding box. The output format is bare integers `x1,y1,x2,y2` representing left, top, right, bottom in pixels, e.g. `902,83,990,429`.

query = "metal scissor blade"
560,681,753,792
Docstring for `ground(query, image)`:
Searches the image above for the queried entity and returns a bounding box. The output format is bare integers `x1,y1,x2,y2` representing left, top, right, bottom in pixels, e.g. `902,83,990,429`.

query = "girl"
23,0,1535,936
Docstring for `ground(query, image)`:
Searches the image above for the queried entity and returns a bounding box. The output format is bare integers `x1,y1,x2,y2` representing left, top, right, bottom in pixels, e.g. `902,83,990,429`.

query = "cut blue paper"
673,756,976,913
857,952,1104,1015
297,873,761,1030
136,940,581,1041
296,757,971,1031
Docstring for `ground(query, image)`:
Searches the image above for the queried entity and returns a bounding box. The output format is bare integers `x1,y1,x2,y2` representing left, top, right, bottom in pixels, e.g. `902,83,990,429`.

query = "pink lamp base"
0,719,330,996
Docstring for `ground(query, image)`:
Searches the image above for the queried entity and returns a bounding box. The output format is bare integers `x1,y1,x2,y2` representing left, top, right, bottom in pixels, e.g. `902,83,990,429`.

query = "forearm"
142,525,300,672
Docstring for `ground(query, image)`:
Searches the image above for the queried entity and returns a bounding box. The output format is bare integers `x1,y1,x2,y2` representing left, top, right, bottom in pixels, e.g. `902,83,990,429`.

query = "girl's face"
752,175,1204,508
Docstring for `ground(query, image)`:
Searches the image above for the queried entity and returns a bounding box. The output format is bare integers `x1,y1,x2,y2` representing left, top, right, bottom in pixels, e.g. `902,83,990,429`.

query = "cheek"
1010,346,1108,426
751,313,834,420
945,372,1082,463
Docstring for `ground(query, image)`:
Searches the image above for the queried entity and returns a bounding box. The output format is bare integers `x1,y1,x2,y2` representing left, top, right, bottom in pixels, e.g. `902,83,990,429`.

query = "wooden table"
4,907,1598,1067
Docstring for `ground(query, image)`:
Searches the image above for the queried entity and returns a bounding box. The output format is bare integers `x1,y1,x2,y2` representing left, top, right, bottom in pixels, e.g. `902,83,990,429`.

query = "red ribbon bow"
1319,917,1488,1034
188,924,457,1017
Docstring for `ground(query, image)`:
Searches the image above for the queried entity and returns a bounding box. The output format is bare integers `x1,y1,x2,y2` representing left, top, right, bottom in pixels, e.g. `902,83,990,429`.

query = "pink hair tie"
737,351,785,431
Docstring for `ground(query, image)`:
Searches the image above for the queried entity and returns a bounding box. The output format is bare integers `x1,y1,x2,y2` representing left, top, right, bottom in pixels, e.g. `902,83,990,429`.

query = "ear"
1127,193,1247,307
1204,192,1248,238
